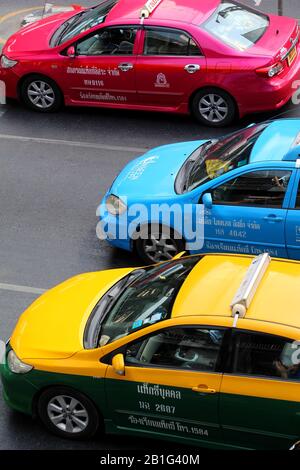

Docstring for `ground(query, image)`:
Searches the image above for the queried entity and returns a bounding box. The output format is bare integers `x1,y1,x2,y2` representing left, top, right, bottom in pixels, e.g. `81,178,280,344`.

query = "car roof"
107,0,220,25
250,119,300,164
172,253,300,330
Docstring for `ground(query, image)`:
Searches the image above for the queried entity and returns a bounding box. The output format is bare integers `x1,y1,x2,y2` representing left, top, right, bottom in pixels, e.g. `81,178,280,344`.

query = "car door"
199,168,295,258
136,26,206,108
220,325,300,450
61,26,140,105
285,170,300,260
103,324,228,446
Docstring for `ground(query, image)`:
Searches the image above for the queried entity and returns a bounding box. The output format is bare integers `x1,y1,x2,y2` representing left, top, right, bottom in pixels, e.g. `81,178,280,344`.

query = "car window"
125,327,224,372
232,331,300,381
144,29,202,56
202,0,269,51
211,170,291,208
76,27,138,56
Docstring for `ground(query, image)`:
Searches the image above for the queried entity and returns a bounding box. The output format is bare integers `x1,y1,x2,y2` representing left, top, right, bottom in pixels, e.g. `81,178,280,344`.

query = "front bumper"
97,198,132,252
1,354,37,416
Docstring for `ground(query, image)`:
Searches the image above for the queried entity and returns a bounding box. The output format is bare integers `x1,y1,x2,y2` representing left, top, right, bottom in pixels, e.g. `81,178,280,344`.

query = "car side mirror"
112,353,125,376
67,46,76,58
202,192,213,209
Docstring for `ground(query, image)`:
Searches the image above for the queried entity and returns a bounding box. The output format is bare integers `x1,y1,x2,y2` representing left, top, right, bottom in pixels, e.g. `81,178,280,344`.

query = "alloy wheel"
47,395,89,434
199,93,229,123
27,81,55,109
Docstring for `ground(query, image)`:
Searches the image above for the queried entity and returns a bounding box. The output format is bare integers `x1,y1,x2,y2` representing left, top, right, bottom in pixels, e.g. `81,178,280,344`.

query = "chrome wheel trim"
47,395,89,434
199,93,229,123
27,81,55,109
143,232,179,263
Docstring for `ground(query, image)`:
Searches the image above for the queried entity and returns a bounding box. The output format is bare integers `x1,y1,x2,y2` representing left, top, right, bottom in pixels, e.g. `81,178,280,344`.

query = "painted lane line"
0,133,148,153
0,6,44,44
0,282,46,295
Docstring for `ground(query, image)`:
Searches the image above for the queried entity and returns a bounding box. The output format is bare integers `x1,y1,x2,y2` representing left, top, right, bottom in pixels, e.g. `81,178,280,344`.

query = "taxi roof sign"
230,253,271,318
140,0,163,18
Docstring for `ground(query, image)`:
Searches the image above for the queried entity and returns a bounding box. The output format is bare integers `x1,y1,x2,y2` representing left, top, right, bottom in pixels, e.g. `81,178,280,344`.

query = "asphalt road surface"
0,0,299,451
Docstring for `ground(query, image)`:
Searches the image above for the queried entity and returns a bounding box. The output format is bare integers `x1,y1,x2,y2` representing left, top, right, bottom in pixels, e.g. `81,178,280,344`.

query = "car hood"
10,268,133,361
3,9,82,55
110,141,206,198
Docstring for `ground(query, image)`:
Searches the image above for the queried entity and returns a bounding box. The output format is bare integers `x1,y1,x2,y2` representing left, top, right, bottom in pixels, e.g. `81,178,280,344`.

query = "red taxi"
0,0,299,126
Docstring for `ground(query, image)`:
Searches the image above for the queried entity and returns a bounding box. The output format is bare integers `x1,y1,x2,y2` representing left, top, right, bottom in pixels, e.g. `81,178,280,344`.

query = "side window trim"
73,25,141,57
101,324,229,374
142,26,204,57
287,168,300,210
205,167,294,209
227,328,300,382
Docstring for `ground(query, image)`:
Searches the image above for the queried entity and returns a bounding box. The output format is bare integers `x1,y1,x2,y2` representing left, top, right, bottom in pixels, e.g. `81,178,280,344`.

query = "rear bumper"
238,54,300,117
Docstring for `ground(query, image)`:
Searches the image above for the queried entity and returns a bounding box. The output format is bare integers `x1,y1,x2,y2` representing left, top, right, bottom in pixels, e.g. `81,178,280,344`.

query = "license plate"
287,46,297,66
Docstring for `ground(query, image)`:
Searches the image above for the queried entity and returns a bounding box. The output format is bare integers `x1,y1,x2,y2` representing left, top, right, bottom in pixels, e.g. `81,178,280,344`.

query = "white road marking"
0,282,46,295
0,133,148,153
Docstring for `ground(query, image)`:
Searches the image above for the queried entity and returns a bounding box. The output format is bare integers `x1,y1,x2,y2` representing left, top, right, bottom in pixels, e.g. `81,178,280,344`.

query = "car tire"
135,224,185,265
38,386,100,440
191,88,237,127
20,75,63,113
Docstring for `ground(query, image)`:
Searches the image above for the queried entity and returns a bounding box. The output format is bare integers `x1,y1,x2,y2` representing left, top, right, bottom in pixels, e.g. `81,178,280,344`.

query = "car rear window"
202,1,269,51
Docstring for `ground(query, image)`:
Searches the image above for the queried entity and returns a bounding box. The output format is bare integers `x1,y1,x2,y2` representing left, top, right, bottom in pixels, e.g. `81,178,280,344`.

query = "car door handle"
118,63,133,72
192,384,216,394
184,64,201,74
263,214,284,223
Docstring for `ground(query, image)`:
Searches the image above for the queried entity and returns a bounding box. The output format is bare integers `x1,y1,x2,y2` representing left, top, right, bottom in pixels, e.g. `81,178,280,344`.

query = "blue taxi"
98,119,300,263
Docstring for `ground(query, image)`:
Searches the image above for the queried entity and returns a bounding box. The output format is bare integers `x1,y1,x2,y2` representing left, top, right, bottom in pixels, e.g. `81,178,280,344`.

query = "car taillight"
255,62,284,78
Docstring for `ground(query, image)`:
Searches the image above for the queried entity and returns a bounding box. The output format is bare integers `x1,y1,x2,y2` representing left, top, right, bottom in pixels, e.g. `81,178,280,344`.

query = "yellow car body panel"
10,268,134,361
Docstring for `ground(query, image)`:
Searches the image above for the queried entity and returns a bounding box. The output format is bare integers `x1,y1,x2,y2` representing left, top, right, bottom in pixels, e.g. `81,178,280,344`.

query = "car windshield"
176,123,269,193
51,0,118,46
202,1,269,51
84,256,201,348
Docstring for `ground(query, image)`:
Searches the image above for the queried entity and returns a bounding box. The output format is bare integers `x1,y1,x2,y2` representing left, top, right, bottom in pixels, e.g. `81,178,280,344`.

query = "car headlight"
1,55,18,69
7,350,33,374
106,194,127,216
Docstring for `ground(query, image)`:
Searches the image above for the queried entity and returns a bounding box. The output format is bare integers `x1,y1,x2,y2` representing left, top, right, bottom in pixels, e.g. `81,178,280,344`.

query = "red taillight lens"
255,62,284,78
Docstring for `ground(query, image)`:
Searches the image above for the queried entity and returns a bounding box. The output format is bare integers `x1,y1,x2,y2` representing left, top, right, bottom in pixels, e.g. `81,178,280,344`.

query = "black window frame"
225,328,300,382
101,324,231,374
142,26,204,57
62,24,141,57
208,168,293,209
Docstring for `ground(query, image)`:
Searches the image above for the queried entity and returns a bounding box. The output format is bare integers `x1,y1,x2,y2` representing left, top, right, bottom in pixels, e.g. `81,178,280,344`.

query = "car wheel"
136,225,185,264
191,88,237,127
38,387,99,440
20,75,63,112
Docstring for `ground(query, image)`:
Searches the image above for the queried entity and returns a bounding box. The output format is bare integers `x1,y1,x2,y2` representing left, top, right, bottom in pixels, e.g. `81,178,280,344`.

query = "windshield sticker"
132,319,143,330
205,160,230,179
154,73,170,88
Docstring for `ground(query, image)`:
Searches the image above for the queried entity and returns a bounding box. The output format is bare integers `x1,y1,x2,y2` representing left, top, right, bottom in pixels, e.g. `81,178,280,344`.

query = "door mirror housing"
67,46,76,58
202,192,213,209
112,353,125,376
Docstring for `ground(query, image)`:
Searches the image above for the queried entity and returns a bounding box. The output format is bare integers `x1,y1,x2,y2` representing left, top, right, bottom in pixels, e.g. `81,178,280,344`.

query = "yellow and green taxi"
2,252,300,450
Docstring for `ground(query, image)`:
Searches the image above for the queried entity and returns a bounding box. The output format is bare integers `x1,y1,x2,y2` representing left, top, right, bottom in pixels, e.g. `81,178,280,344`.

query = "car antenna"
230,253,271,327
